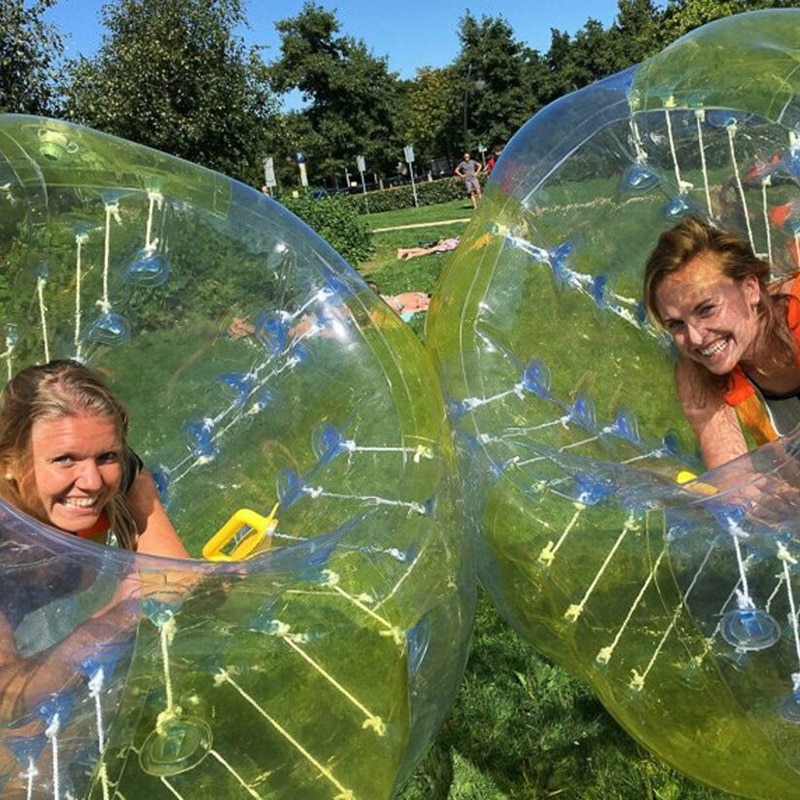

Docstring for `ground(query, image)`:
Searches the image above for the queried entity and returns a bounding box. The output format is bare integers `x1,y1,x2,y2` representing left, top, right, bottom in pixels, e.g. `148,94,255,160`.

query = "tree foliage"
401,67,462,171
6,0,797,191
0,0,63,115
660,0,797,41
62,0,276,182
454,13,546,156
543,1,660,105
611,0,666,67
269,3,403,184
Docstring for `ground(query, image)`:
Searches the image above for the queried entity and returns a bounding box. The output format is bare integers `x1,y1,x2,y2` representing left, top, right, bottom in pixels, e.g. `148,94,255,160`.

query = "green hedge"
280,174,486,261
343,176,483,214
282,196,374,264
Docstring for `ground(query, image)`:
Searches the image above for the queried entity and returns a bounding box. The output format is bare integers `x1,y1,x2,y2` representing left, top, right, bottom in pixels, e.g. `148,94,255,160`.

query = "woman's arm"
675,359,749,470
0,592,139,724
0,472,191,724
0,613,19,669
0,484,191,723
127,468,189,558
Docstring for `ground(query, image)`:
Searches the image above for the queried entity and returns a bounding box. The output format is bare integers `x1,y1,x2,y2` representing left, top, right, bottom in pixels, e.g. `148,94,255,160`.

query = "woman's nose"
76,459,103,490
686,322,705,345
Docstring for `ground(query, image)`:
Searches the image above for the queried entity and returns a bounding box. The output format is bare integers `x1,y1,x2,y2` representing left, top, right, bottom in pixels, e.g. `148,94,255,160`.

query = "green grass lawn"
399,591,732,800
365,199,474,232
356,201,738,800
358,202,472,339
360,202,472,282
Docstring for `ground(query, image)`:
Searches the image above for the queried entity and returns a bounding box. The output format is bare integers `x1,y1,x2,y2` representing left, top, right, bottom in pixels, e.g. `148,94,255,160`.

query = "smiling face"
655,251,761,375
17,414,124,533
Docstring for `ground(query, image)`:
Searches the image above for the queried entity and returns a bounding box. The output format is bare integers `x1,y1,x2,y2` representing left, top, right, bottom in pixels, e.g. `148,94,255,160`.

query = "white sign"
264,157,276,188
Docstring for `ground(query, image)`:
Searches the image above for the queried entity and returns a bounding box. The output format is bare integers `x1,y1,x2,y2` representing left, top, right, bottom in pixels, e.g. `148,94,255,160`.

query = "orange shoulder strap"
734,393,779,445
786,276,800,364
721,275,800,443
721,367,755,405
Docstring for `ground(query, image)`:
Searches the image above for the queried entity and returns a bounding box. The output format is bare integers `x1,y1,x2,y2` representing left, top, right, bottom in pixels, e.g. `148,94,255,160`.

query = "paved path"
371,217,470,233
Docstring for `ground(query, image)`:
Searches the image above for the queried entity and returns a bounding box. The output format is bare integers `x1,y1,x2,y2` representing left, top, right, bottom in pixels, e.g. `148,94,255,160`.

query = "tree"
62,0,276,183
0,0,63,115
660,0,797,42
269,3,404,184
554,19,617,96
455,13,546,156
400,67,462,172
610,0,666,66
543,29,584,105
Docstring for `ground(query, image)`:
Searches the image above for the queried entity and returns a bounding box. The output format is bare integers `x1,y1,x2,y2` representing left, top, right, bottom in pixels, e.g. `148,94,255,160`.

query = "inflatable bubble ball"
0,114,474,799
428,10,800,800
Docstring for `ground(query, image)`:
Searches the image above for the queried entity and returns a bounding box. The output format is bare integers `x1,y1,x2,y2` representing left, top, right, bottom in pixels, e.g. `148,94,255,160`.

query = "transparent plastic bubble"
0,114,474,799
429,9,800,799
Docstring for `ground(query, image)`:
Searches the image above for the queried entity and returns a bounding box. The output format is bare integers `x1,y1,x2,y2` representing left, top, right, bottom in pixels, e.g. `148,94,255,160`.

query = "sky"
45,0,627,83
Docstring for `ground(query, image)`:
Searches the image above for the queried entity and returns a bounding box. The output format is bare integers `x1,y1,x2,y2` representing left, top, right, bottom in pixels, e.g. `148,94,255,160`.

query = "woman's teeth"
64,497,97,508
700,339,727,357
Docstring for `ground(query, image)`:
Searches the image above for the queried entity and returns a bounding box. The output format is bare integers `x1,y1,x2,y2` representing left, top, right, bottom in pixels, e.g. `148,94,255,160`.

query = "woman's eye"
699,303,716,317
97,452,119,465
52,455,74,465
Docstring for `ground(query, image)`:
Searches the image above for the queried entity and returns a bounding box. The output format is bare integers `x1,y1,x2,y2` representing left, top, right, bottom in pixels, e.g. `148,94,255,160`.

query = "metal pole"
463,63,472,147
263,156,277,196
409,168,418,208
296,153,308,188
360,170,369,213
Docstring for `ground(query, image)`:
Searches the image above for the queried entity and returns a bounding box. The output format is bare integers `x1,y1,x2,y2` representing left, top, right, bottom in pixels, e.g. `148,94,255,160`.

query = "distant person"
367,282,431,322
485,146,503,176
228,311,339,342
396,237,460,260
229,316,255,339
455,152,482,209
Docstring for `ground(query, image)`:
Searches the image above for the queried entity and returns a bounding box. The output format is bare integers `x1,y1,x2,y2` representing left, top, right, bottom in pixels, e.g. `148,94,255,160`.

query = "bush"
343,176,481,214
282,195,374,264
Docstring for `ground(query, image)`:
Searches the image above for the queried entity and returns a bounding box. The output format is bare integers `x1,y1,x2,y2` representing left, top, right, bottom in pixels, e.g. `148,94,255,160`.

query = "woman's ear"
742,274,761,308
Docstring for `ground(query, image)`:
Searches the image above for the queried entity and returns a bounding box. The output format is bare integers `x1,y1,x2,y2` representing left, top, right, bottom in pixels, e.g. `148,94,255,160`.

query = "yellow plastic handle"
676,470,718,496
202,503,279,561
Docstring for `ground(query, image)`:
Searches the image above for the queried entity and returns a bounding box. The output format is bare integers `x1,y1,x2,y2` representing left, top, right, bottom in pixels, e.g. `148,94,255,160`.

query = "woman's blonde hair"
643,216,796,375
0,360,139,549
